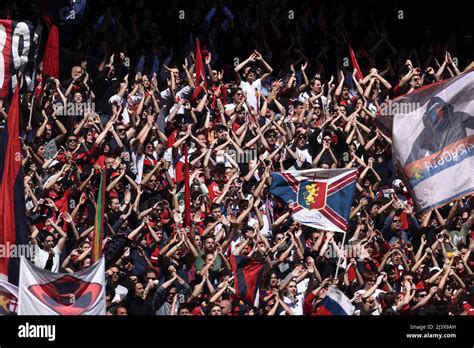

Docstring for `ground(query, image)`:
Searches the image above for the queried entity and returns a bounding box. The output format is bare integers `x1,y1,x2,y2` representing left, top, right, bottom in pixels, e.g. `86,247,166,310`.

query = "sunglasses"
67,139,78,143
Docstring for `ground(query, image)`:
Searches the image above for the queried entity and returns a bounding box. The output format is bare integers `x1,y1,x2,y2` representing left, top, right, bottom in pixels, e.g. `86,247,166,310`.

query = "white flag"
318,287,355,315
0,279,19,315
377,71,474,212
18,257,105,315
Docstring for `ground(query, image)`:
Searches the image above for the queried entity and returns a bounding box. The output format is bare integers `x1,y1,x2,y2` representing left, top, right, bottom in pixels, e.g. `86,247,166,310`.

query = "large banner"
0,20,40,98
0,279,18,315
376,71,474,213
18,257,105,315
270,168,357,232
0,84,28,285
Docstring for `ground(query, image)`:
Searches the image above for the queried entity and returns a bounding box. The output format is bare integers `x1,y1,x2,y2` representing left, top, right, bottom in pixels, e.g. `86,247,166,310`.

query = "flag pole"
92,167,106,263
286,167,334,178
334,231,346,280
28,20,43,128
183,143,191,227
28,95,35,127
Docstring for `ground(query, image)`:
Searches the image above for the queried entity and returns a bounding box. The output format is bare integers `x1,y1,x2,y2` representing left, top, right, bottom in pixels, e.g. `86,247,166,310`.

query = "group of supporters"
3,0,473,315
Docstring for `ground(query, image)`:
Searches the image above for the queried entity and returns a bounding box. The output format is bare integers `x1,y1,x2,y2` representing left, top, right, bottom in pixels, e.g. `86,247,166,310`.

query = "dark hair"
178,304,191,313
381,292,397,307
106,285,116,300
113,305,127,315
238,199,249,211
144,268,158,277
232,87,243,97
263,270,278,288
42,231,54,240
210,203,220,211
293,100,303,108
202,234,215,242
310,77,322,86
363,272,376,283
202,216,216,226
212,163,226,175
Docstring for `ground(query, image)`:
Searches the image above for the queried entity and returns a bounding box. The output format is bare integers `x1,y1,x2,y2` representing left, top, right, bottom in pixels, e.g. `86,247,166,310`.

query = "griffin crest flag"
270,168,357,232
298,180,328,210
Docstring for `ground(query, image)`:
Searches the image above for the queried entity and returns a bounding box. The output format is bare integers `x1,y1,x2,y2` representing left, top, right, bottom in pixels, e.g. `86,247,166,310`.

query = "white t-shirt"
33,244,61,273
163,147,177,179
131,140,158,183
281,278,309,315
224,102,248,116
239,79,262,112
295,147,313,164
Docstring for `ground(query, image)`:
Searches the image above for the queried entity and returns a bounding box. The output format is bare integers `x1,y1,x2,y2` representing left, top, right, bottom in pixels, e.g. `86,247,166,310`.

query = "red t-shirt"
207,181,222,203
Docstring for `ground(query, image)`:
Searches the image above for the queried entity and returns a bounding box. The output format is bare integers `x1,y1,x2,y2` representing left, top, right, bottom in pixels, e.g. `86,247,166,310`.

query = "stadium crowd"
2,0,473,315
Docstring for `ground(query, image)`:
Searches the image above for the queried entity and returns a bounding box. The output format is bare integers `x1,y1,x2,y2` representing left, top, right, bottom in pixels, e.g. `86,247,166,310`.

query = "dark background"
2,0,473,82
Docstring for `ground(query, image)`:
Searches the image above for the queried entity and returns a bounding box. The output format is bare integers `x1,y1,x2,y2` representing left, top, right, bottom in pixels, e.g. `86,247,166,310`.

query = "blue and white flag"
270,168,357,232
376,71,474,213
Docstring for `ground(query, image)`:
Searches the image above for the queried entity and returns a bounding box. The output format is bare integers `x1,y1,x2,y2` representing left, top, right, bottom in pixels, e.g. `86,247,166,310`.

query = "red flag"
0,82,28,283
184,143,191,227
192,38,206,101
230,255,265,305
42,15,59,78
348,44,363,81
195,38,205,88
